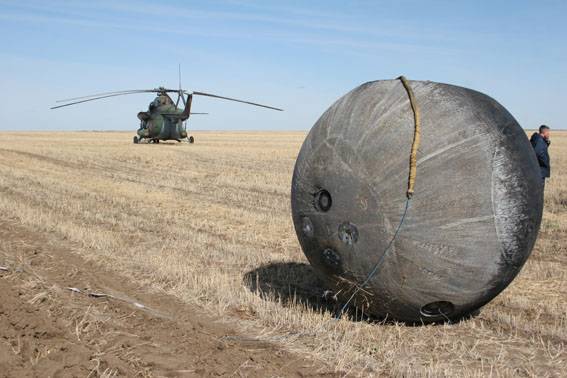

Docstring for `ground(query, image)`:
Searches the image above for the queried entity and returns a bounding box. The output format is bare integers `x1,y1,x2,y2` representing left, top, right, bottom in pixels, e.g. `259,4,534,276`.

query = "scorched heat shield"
291,79,543,323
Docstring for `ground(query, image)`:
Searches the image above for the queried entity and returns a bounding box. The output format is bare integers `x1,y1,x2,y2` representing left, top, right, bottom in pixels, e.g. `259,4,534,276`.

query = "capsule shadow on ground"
243,261,481,325
243,262,339,315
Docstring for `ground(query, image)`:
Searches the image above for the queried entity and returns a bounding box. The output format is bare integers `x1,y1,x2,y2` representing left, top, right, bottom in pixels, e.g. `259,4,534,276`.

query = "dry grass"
0,130,565,376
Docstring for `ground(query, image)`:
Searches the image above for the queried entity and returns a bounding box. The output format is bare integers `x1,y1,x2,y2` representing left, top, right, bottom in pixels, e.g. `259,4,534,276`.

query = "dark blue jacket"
530,132,550,178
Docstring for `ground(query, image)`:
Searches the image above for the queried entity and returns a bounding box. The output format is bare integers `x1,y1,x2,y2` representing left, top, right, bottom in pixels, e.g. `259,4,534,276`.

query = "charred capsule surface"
290,79,543,323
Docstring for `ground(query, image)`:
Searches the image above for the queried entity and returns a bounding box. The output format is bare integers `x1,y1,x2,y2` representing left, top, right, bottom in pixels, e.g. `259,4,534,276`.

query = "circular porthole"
314,189,332,212
322,248,341,267
338,222,359,245
420,301,455,318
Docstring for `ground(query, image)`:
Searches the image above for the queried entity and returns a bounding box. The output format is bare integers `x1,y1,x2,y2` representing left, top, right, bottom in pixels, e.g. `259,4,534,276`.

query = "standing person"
530,125,551,186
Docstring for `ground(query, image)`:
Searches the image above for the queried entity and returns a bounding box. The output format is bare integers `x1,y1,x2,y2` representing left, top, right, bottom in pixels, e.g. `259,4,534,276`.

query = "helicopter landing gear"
133,136,139,144
188,136,195,144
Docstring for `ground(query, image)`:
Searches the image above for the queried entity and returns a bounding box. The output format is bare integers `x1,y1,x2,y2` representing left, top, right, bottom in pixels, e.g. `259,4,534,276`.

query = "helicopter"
51,74,283,144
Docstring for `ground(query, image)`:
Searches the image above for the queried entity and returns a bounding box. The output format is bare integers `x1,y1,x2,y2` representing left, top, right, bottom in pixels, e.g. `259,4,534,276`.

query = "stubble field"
0,131,565,376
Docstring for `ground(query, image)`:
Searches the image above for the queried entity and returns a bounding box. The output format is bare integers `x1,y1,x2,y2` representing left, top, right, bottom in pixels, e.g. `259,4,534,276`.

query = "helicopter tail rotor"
175,64,183,109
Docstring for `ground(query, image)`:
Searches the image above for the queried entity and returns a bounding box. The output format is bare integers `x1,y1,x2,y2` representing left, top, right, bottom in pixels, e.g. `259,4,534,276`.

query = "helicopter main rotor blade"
51,90,155,109
55,89,154,103
190,91,283,111
161,112,209,118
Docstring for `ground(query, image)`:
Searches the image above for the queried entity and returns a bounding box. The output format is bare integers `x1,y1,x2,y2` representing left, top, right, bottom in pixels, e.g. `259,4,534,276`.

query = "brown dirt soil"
0,218,336,377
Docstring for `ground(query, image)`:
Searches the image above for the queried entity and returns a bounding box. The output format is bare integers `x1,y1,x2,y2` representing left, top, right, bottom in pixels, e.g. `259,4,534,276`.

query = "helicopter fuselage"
51,82,281,145
135,94,191,143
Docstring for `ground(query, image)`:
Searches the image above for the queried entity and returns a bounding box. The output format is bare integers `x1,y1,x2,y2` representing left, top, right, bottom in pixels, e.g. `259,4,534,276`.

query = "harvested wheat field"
0,131,565,377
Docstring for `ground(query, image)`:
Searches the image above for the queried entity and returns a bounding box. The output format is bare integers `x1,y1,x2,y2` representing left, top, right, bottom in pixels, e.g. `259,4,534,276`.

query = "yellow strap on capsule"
397,76,421,199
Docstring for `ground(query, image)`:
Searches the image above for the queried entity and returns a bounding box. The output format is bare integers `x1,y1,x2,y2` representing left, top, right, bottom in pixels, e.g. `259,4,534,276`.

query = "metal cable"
335,198,411,318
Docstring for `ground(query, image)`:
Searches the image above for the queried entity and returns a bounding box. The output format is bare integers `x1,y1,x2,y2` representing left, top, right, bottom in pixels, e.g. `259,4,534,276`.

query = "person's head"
539,125,551,140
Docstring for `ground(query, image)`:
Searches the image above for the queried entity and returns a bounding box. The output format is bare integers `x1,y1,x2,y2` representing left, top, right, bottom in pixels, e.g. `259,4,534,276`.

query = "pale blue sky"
0,0,565,131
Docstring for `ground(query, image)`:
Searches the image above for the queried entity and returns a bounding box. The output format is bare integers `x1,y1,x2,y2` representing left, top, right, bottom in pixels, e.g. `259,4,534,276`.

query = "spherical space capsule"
291,79,543,323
